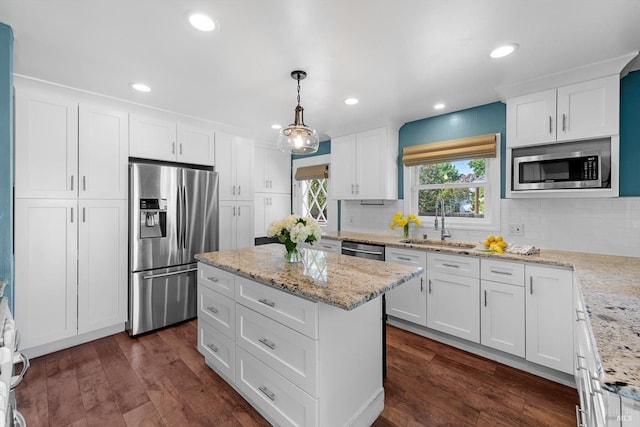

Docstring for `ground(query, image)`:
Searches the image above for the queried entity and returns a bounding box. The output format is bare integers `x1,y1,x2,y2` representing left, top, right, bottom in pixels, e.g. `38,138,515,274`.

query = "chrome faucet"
434,196,451,241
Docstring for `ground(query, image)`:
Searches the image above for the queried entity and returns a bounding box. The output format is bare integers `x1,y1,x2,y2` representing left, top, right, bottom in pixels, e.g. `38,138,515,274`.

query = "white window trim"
292,154,338,232
403,133,501,232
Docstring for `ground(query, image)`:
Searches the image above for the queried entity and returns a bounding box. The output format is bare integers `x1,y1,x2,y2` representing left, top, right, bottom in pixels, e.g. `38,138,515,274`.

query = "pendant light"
276,70,319,154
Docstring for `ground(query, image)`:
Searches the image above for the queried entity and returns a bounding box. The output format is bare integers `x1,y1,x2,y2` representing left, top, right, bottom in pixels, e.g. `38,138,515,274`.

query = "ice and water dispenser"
139,198,167,238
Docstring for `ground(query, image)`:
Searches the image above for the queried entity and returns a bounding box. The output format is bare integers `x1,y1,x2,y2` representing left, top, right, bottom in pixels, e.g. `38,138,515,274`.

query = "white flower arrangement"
267,215,322,253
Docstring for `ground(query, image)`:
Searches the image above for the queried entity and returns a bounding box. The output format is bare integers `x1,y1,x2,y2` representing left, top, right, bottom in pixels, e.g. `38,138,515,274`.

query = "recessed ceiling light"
189,13,216,32
130,82,151,93
434,103,445,110
271,124,282,130
344,98,359,105
490,43,519,59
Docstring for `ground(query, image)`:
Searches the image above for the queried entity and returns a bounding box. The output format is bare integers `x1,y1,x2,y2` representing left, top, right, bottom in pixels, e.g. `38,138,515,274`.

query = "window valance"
402,133,497,166
294,164,329,181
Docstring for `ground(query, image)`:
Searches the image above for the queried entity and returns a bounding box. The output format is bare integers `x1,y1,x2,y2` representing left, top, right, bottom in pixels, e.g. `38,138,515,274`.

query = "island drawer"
198,319,235,383
314,239,341,254
236,346,318,427
427,252,479,278
198,263,235,298
480,259,525,286
235,277,319,340
236,304,318,397
198,284,235,339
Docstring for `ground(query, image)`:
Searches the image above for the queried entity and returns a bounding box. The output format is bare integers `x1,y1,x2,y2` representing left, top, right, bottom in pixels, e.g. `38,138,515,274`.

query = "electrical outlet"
509,224,524,236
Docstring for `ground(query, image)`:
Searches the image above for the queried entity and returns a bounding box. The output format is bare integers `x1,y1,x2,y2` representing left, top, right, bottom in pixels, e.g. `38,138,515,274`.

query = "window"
292,154,337,231
300,178,328,225
406,134,500,230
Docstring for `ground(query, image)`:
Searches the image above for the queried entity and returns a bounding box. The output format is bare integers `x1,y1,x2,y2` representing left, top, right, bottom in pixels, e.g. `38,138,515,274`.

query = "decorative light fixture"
276,70,319,154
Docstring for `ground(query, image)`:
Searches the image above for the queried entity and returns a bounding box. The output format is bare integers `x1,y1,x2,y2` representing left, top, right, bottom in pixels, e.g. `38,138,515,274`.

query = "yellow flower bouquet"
390,211,421,239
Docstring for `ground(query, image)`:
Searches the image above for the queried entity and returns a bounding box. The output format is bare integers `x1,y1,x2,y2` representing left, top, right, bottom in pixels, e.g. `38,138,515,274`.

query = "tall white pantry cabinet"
14,85,128,354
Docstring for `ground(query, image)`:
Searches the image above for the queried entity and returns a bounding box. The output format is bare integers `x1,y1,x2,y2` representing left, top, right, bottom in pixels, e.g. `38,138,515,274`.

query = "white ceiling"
1,0,640,143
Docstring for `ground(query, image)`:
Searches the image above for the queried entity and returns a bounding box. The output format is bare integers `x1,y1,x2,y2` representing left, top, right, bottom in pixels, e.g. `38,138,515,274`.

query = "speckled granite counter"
195,243,422,311
323,231,640,401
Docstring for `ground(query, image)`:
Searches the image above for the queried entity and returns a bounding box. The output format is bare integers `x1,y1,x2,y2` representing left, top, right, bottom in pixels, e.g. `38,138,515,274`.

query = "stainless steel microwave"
511,139,611,191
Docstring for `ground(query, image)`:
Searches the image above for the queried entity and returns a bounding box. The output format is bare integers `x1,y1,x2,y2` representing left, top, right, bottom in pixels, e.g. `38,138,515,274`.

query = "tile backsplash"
340,198,640,257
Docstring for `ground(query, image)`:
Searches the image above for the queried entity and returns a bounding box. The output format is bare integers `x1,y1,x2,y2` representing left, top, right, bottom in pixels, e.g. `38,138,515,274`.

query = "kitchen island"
195,244,422,427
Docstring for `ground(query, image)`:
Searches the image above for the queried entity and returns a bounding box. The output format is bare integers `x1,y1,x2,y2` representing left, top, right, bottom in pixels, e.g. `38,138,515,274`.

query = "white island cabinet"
196,244,421,427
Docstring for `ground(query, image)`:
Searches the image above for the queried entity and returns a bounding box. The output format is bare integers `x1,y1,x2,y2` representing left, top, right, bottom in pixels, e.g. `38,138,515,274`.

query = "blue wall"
291,139,331,160
619,71,640,196
398,102,507,199
0,23,13,309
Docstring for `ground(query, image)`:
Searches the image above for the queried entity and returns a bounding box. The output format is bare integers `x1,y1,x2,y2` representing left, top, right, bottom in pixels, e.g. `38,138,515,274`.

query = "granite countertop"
323,231,640,401
195,243,422,311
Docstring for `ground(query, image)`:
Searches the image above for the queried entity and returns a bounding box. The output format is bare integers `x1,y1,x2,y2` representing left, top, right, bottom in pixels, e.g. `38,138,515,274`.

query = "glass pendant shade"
277,71,320,155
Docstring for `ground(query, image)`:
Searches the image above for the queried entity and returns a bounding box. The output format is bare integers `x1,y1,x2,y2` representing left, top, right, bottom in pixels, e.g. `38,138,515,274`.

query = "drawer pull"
442,263,460,269
575,406,586,427
576,354,588,371
207,343,219,353
590,375,604,394
207,276,219,283
575,309,586,322
258,337,276,350
489,268,512,275
258,385,276,401
206,306,219,314
258,298,275,308
397,256,412,261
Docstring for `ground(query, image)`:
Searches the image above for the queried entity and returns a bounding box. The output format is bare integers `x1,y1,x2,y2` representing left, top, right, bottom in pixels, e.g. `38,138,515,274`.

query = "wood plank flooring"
16,320,578,426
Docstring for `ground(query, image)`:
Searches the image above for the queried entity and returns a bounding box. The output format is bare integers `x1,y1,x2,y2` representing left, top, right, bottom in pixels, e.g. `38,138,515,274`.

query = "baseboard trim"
22,323,126,359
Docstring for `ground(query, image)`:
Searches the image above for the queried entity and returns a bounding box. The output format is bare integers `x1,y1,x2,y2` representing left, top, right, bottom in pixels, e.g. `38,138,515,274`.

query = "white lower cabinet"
385,247,427,326
219,200,254,250
254,193,291,238
15,198,127,351
426,253,480,343
236,346,318,427
480,280,525,357
198,318,236,383
197,263,384,427
525,265,574,374
480,259,525,357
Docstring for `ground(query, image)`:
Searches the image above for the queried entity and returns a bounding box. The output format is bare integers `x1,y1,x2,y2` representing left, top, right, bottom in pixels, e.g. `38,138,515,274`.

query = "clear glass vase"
284,247,303,263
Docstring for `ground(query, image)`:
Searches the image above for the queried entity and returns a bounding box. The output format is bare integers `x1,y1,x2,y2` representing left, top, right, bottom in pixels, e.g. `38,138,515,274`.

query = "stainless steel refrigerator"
128,160,218,336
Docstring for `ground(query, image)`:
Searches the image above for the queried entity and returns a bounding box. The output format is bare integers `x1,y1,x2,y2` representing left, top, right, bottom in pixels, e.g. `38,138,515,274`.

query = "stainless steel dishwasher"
341,240,388,377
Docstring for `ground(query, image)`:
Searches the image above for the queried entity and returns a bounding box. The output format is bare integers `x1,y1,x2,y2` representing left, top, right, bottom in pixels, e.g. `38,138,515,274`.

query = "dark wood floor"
16,320,578,426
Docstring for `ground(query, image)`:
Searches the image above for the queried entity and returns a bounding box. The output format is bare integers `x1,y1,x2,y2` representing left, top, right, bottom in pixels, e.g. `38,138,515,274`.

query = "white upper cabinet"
129,114,176,161
507,75,619,148
177,124,215,165
254,146,291,194
130,114,215,166
79,104,128,199
215,132,254,201
330,127,397,200
15,88,78,199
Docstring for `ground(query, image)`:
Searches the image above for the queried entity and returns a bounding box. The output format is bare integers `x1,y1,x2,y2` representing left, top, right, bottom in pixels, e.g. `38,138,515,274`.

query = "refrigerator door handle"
176,185,182,249
182,185,187,249
143,267,198,280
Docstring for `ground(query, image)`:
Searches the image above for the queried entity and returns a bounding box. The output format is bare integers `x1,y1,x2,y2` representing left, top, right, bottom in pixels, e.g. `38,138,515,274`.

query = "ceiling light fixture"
434,103,445,110
130,82,151,93
345,97,359,105
189,13,216,32
276,70,319,155
490,43,519,59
